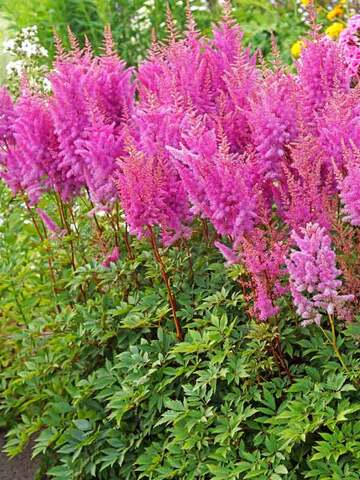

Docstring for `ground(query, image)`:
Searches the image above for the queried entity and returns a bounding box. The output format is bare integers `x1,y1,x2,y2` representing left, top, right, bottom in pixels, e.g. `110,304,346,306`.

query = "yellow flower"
300,0,311,6
291,40,304,59
327,5,344,21
325,22,345,39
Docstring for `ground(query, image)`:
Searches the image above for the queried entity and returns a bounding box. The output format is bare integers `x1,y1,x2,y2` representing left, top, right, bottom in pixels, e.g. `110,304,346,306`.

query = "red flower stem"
148,226,183,341
114,202,134,260
123,222,134,260
23,197,61,314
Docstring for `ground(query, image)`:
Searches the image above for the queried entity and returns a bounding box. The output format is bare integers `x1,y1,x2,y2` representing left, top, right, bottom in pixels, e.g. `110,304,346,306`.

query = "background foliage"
0,0,311,65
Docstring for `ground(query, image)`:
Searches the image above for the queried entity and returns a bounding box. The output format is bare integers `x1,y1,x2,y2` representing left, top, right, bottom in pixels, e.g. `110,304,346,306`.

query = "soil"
0,430,40,480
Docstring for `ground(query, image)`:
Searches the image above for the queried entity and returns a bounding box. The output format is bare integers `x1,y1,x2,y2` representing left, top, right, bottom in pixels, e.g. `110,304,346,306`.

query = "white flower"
38,46,48,57
22,25,37,38
6,59,24,76
42,77,52,93
190,0,214,9
3,38,16,53
21,39,38,57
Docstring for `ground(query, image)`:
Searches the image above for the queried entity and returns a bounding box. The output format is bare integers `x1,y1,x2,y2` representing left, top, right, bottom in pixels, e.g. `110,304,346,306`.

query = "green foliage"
1,186,360,479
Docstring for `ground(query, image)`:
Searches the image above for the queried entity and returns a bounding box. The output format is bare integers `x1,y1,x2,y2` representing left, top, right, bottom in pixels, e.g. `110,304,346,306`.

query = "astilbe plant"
280,134,335,231
49,35,93,200
0,6,359,337
50,29,134,204
241,226,289,321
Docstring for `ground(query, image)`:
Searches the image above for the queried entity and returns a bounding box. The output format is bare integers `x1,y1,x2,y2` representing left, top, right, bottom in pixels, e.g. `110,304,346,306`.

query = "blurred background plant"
2,25,50,95
0,0,357,79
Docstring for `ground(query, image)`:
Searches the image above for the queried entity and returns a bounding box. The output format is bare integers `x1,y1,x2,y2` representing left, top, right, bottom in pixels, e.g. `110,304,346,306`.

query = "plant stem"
271,333,293,383
148,226,183,341
115,202,134,260
54,191,77,270
23,198,60,314
327,314,350,375
184,240,194,284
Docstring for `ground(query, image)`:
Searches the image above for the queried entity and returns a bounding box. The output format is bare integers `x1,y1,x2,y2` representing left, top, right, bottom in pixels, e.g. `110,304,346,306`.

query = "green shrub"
1,190,360,479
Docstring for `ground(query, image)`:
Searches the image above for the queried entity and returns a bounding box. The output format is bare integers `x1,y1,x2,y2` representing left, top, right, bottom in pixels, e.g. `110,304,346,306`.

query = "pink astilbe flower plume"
116,137,191,246
49,40,93,198
169,118,257,247
296,36,349,130
219,50,258,152
317,86,360,171
2,87,62,204
36,207,65,239
239,205,289,322
50,28,134,203
339,15,360,83
338,146,360,226
0,88,15,184
76,112,124,206
280,134,335,231
286,223,354,326
0,87,14,144
248,70,298,181
102,246,120,268
94,28,134,126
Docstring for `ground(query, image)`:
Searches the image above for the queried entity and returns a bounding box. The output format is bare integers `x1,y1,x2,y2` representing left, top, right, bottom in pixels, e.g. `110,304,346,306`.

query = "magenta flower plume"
286,223,354,326
36,208,63,238
50,31,134,203
339,147,360,226
281,135,334,231
102,246,120,268
137,24,210,114
170,120,257,245
94,48,134,126
340,167,360,226
116,139,191,246
0,88,15,186
214,241,241,266
49,46,93,198
76,113,124,206
317,87,360,171
339,15,360,82
219,49,258,152
296,37,349,129
0,87,14,144
241,228,288,321
248,71,298,180
2,89,61,204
